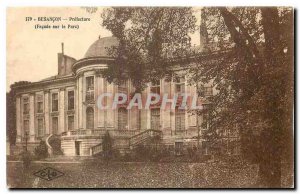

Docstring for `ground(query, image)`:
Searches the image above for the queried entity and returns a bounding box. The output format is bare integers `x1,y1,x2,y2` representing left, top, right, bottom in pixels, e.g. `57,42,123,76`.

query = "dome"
84,36,119,58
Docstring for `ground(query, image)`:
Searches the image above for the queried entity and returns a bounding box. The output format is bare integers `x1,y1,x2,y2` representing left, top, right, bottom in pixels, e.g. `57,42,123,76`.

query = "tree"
101,7,196,91
190,7,293,187
7,81,31,146
7,91,16,145
100,7,294,187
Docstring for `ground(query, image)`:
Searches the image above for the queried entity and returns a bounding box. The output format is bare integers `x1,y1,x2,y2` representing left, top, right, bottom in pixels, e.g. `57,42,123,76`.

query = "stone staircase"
129,129,162,149
89,129,162,156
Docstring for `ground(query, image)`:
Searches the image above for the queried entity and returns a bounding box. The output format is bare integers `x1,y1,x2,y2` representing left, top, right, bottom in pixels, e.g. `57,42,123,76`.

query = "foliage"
34,140,48,159
189,7,293,187
7,81,31,145
48,135,63,155
101,7,197,91
7,91,16,145
100,7,293,187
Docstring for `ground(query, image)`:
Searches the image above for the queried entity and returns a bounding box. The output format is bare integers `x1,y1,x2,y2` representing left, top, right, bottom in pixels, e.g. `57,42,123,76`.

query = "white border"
1,0,298,193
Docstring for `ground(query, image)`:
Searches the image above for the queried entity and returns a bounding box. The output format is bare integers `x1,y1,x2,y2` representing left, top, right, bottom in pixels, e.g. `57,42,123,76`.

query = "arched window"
86,107,94,129
118,108,128,130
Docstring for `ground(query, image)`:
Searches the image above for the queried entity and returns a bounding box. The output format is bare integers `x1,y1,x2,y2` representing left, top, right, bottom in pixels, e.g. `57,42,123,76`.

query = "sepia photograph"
6,6,294,188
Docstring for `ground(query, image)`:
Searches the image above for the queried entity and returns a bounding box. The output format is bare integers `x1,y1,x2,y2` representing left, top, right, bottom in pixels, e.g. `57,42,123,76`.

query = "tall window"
36,94,43,113
23,120,29,133
86,107,94,129
175,108,185,131
150,80,160,95
151,108,160,130
137,111,141,130
37,118,44,137
174,76,185,93
52,117,58,134
118,80,128,94
202,104,210,130
118,108,128,130
68,91,75,110
86,76,94,91
86,76,94,101
52,93,58,112
23,97,29,114
68,115,74,131
202,113,209,129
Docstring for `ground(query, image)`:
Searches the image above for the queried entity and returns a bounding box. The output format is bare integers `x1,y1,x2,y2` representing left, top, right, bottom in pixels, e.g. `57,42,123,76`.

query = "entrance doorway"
75,141,80,156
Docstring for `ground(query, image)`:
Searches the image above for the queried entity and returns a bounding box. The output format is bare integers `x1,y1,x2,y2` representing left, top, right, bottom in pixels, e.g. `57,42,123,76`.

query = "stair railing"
90,143,103,156
129,129,162,148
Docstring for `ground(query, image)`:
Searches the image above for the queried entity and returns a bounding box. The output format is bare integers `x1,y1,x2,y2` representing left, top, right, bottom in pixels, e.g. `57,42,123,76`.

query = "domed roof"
84,36,119,58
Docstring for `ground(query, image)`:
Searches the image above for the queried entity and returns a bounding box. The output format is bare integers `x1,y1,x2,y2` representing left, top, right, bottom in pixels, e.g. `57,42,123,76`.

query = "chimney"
61,42,64,55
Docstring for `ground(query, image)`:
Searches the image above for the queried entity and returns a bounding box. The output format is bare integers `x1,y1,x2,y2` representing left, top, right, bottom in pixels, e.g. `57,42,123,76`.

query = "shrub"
48,135,63,155
34,140,48,159
134,144,151,161
187,146,199,161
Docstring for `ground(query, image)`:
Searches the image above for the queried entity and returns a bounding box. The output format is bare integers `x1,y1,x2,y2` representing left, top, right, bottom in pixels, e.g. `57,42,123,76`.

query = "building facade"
11,36,229,156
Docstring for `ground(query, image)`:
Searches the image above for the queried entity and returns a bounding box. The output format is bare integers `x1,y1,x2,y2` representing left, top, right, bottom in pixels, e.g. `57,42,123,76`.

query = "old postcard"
6,7,294,188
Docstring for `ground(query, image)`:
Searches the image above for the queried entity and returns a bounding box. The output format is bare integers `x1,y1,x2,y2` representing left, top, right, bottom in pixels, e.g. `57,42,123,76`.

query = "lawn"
7,160,263,188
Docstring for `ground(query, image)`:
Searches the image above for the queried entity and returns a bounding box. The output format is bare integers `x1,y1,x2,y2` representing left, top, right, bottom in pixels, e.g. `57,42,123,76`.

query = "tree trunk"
259,7,284,188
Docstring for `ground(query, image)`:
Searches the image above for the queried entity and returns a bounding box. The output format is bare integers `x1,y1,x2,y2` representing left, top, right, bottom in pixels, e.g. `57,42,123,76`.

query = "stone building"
11,36,237,157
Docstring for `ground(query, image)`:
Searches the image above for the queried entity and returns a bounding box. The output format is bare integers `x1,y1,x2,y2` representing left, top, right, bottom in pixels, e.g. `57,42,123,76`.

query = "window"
86,107,94,129
86,76,94,91
137,111,141,130
174,76,185,93
197,86,213,97
37,118,44,137
150,80,160,95
118,108,128,130
52,93,58,112
23,97,29,114
68,91,75,110
52,117,58,134
151,108,160,130
68,116,74,131
175,108,185,131
202,113,209,129
36,94,43,113
86,77,94,101
202,104,210,130
204,87,213,96
23,120,29,133
118,80,128,94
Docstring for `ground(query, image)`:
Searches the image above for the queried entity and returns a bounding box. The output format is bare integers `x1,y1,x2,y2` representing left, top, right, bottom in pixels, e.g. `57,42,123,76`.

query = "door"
75,141,80,156
151,108,160,130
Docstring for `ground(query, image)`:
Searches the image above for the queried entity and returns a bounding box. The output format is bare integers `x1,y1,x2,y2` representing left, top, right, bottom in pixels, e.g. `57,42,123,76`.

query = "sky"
6,7,201,92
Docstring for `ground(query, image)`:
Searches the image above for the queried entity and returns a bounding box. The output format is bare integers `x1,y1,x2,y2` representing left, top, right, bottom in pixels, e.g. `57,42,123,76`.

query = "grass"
7,161,260,188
